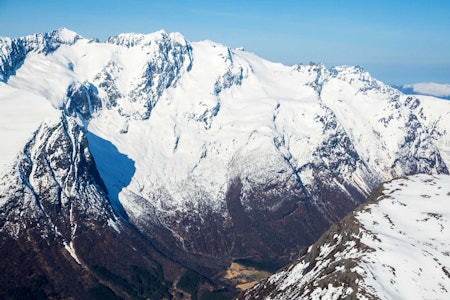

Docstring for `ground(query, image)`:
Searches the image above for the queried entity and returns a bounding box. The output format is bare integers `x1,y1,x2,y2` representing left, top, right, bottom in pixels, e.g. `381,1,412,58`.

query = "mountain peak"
106,29,187,47
1,28,450,299
330,65,368,78
50,27,82,44
20,27,83,47
0,28,82,82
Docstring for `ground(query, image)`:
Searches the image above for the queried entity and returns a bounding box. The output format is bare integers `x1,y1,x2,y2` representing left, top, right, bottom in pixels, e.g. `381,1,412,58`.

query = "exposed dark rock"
64,82,102,120
0,116,222,299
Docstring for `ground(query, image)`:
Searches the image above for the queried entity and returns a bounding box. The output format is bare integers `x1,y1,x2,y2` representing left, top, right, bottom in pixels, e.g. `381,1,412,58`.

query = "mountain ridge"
239,174,450,300
1,28,450,298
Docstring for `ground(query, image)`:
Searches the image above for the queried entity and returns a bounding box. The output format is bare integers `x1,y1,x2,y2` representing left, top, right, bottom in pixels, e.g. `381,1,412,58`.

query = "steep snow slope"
240,174,450,300
0,28,81,82
0,115,199,299
0,83,59,171
1,28,450,295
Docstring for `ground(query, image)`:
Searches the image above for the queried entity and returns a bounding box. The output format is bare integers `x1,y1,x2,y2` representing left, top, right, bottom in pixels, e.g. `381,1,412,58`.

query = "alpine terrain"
240,174,450,299
0,28,449,299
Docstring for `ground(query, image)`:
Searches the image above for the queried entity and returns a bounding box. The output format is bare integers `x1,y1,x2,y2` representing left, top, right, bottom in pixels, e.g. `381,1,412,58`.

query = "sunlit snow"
244,174,450,300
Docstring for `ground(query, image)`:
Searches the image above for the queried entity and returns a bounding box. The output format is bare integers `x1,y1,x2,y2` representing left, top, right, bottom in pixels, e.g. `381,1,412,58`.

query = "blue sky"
0,0,449,84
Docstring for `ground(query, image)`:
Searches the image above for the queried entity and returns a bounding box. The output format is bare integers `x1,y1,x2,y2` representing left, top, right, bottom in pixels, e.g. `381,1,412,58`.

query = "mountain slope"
1,28,450,297
240,174,450,300
0,28,81,82
0,115,193,299
0,113,235,299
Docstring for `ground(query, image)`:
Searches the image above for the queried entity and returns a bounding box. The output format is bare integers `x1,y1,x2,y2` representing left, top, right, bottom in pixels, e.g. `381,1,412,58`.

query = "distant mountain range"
394,82,450,100
1,28,449,299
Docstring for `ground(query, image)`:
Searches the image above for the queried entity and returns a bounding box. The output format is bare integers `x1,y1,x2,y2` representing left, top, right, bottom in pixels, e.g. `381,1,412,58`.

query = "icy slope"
1,28,450,279
240,174,450,300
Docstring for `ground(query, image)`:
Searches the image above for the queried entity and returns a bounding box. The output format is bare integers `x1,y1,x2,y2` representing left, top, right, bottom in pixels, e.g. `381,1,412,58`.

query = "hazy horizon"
1,0,449,85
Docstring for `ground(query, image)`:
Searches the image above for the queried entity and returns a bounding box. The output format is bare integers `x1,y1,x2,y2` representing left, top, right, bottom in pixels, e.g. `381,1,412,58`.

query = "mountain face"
239,174,450,300
1,28,450,298
0,28,82,82
0,115,215,299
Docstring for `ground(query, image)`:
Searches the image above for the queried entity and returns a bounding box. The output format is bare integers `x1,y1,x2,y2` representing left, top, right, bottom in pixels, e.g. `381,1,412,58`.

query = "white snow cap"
404,82,450,98
52,27,82,43
106,30,187,47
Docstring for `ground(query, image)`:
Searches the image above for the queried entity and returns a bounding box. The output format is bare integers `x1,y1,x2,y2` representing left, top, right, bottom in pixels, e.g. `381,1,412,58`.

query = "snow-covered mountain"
1,28,450,298
396,82,450,100
240,174,450,300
